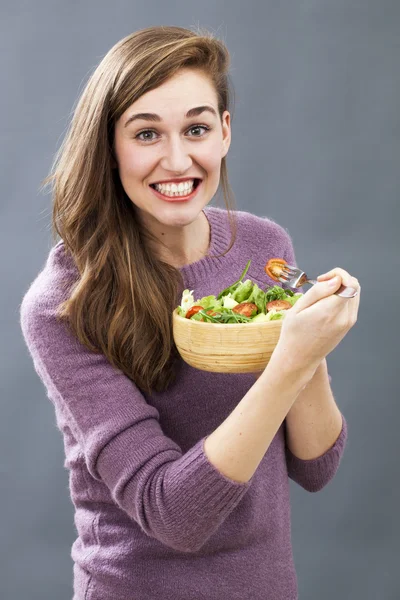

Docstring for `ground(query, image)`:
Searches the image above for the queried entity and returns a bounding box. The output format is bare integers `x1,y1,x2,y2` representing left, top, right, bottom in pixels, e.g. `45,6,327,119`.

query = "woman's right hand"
272,268,361,373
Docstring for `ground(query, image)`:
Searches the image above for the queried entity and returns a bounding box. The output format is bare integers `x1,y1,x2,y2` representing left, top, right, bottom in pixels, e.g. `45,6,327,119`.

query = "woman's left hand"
252,267,360,380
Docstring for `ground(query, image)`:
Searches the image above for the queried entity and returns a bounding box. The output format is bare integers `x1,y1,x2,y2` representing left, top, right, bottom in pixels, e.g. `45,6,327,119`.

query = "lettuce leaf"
264,285,294,303
196,294,223,311
246,283,267,314
232,279,254,303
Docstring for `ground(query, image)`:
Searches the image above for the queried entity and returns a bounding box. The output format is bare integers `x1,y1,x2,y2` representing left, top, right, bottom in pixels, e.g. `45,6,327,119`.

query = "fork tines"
278,264,296,281
278,274,290,284
278,264,304,287
281,264,298,275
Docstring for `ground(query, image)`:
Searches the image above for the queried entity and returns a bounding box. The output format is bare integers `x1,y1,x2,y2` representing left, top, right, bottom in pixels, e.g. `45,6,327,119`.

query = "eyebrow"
124,105,218,128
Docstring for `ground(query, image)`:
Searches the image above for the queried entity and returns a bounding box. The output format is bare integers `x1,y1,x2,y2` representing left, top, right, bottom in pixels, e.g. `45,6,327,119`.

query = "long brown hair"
42,25,238,394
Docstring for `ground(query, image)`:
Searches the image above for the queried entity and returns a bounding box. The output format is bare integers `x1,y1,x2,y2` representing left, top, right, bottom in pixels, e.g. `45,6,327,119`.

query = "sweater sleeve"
19,290,252,554
285,415,348,492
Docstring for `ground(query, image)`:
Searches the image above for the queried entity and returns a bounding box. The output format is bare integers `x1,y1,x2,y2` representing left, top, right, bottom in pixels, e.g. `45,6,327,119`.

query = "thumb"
290,276,341,313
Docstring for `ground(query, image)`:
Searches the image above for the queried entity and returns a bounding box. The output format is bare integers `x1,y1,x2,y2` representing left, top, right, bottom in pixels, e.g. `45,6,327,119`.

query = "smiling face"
113,68,231,238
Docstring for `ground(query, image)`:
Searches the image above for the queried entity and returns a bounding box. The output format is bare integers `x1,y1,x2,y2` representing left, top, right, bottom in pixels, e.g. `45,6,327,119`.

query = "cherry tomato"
264,258,287,281
266,299,292,311
185,305,204,319
232,302,258,317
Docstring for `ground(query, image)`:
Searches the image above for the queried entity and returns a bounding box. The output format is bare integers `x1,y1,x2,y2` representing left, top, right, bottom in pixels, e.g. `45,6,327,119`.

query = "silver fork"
278,264,359,298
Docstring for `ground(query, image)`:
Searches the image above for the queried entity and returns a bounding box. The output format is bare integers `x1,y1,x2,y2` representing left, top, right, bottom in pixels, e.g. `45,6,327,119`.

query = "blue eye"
135,124,210,142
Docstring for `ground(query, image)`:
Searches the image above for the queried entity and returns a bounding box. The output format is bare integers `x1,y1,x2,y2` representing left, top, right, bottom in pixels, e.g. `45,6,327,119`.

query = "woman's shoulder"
206,204,292,244
206,205,294,256
206,206,295,286
20,240,78,325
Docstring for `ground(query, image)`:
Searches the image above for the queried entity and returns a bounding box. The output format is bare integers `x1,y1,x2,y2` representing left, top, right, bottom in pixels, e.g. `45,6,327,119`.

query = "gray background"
2,1,399,599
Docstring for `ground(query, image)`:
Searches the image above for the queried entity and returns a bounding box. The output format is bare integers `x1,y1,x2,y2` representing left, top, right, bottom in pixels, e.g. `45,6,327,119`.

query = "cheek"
122,149,152,177
195,139,224,173
115,139,154,178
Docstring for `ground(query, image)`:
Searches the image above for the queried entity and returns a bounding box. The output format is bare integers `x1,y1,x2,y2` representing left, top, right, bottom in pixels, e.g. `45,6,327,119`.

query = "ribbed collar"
178,205,238,287
53,205,239,289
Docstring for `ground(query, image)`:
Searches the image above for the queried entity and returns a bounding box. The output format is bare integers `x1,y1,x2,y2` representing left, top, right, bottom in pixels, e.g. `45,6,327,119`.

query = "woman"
20,26,360,600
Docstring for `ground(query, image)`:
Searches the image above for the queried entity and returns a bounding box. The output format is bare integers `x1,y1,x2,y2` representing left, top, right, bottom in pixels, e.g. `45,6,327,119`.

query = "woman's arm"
284,358,343,460
204,351,316,484
205,268,359,486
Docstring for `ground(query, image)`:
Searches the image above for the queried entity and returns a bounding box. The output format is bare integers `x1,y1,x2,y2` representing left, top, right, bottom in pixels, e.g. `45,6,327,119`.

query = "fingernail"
338,287,357,298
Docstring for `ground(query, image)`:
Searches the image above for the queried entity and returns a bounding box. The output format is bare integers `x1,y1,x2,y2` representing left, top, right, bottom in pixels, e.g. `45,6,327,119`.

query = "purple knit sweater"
20,206,347,600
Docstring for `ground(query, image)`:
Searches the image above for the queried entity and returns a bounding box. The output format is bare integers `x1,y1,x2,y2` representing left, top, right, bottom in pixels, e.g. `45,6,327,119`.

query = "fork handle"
306,279,358,299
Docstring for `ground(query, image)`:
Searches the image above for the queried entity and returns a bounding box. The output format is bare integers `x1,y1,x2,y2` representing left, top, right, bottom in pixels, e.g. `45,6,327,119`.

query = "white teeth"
153,179,197,197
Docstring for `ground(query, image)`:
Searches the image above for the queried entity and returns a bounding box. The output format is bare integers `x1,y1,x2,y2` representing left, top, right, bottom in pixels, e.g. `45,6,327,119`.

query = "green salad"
177,259,303,324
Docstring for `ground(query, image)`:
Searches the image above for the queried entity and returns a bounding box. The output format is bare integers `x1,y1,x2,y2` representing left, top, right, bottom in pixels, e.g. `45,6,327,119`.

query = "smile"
150,178,201,197
149,178,202,202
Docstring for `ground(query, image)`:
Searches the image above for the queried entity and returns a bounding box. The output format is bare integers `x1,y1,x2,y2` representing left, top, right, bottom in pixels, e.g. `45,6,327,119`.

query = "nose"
159,134,193,174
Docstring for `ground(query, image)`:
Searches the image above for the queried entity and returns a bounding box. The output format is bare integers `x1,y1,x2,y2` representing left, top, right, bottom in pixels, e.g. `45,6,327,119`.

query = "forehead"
121,69,218,120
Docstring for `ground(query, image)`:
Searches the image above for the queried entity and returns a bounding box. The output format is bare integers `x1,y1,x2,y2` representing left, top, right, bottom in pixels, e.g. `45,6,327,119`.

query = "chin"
154,201,205,226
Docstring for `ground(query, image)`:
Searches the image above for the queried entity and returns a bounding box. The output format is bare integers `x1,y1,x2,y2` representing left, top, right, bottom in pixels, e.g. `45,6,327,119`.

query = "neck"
138,209,211,269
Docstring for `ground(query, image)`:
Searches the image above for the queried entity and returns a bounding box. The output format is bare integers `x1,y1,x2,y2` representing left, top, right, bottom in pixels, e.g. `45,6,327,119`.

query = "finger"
290,276,343,313
337,279,361,328
317,269,337,281
317,269,361,301
349,284,361,322
317,268,353,285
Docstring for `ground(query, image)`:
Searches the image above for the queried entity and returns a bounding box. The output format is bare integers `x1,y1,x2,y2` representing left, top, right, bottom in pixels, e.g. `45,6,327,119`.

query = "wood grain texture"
172,309,282,373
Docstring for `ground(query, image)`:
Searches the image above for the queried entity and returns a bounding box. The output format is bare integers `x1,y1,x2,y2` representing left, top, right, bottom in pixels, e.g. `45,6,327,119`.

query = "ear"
221,110,231,158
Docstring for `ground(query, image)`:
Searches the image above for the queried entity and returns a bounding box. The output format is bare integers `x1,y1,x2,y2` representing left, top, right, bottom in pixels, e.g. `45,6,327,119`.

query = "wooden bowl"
172,308,283,373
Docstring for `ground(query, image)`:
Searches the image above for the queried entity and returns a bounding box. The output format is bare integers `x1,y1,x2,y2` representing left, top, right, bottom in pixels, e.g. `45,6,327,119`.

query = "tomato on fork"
264,258,287,281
